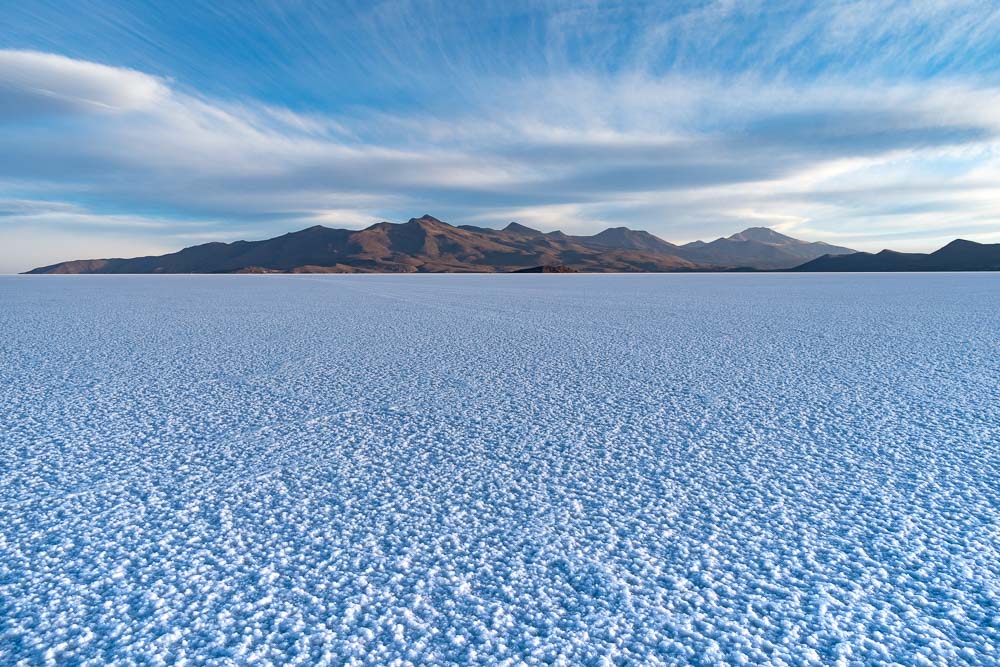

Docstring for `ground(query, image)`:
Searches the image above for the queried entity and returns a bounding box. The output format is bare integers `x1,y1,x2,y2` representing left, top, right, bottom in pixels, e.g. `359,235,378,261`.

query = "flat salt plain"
1,274,998,666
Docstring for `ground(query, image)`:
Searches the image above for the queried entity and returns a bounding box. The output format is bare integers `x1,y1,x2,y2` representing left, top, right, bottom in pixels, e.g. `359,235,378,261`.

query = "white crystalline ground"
1,274,998,666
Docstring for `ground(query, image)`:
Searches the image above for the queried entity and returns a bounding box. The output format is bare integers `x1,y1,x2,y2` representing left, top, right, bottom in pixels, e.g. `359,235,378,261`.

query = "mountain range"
24,215,1000,274
26,215,858,274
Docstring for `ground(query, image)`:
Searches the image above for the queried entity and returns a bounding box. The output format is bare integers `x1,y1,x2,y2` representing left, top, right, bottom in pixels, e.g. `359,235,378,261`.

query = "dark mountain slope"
925,239,1000,270
791,239,1000,271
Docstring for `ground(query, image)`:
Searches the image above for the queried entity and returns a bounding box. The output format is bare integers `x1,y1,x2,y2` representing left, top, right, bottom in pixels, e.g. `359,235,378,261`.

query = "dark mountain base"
513,265,579,273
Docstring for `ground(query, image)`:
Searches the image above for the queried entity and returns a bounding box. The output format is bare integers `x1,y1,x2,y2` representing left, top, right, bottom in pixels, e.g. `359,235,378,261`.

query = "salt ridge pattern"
1,274,998,665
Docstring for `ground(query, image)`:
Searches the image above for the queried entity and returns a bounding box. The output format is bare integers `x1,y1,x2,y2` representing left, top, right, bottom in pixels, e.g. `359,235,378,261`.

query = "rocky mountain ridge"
26,216,857,274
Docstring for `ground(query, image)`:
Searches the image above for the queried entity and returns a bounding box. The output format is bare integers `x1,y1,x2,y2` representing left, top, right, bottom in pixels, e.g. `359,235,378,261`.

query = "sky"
2,0,1000,272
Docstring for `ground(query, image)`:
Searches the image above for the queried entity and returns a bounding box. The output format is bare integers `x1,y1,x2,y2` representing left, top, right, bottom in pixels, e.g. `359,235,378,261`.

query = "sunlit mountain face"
24,216,859,274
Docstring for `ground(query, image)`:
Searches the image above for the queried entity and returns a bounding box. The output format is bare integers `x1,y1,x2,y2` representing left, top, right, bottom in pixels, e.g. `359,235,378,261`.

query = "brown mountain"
791,239,1000,272
572,227,680,253
25,215,853,274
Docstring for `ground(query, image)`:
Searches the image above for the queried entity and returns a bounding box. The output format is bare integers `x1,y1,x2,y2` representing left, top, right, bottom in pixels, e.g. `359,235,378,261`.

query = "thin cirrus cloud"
1,0,1000,272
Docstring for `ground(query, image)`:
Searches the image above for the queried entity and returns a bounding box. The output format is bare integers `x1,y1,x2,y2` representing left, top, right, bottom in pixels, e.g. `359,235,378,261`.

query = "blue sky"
2,0,1000,271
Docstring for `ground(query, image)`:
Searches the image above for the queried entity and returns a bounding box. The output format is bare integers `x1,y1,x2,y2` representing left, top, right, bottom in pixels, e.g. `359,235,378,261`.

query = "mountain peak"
930,238,1000,265
726,227,801,245
580,227,676,252
937,238,977,250
503,222,542,235
409,214,447,226
285,224,340,239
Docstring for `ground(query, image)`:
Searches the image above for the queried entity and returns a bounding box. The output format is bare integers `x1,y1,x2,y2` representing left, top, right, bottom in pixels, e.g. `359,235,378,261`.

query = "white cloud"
0,50,167,117
465,203,612,234
2,48,1000,271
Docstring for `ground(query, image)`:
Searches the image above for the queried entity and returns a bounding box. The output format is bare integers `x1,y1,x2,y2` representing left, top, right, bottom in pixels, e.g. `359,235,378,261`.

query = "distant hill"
572,227,680,254
677,227,855,270
26,216,856,274
791,239,1000,272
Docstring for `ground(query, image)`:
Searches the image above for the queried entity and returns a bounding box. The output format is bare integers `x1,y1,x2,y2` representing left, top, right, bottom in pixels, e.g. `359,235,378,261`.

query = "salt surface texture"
1,274,998,665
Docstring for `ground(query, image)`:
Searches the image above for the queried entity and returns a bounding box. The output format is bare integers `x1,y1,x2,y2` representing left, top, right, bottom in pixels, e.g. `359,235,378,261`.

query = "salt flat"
1,274,998,666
